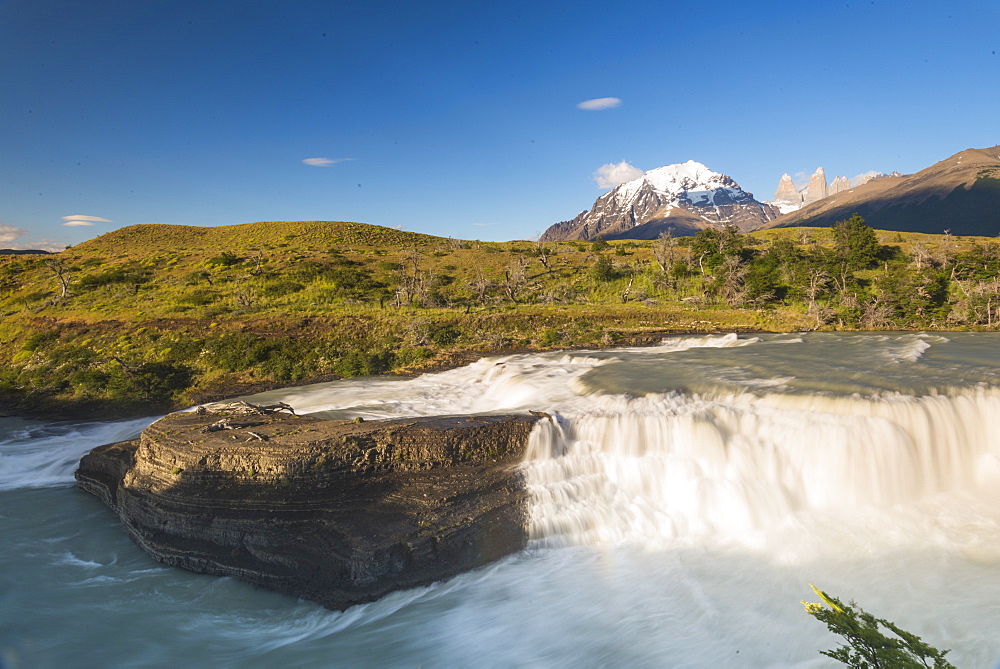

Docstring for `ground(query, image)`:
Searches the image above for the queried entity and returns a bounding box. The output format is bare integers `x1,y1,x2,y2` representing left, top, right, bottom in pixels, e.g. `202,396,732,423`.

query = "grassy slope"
0,220,993,418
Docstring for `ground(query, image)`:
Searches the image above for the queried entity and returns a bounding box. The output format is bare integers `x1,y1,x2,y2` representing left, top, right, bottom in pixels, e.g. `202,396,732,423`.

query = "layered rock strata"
76,409,541,610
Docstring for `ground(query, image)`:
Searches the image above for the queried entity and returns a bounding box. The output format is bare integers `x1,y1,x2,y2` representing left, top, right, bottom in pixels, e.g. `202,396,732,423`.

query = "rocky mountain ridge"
540,161,780,241
764,146,1000,236
768,167,861,214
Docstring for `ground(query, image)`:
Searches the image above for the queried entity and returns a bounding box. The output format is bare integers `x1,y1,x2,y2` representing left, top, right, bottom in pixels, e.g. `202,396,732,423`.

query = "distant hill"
540,161,779,241
73,220,443,255
763,146,1000,236
0,249,50,255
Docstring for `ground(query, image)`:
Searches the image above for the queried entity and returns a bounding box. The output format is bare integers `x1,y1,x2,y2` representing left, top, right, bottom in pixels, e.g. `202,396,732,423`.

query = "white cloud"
303,157,354,166
63,220,95,227
22,238,68,252
62,214,112,223
850,170,881,187
0,222,27,243
577,97,622,111
594,161,644,189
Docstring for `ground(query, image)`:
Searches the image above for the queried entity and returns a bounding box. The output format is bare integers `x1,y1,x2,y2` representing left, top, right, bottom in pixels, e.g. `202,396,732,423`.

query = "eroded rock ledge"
76,408,541,610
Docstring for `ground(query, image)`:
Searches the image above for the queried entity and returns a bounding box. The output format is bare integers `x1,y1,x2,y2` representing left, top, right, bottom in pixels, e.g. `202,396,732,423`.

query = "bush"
107,362,194,404
205,252,242,267
176,288,218,306
77,264,152,290
260,280,305,298
537,327,560,346
428,324,461,346
22,330,60,352
377,261,403,272
803,584,954,668
335,350,392,377
591,255,618,282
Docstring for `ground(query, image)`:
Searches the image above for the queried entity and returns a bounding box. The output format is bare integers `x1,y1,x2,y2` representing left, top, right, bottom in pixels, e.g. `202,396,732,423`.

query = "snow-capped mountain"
540,160,779,241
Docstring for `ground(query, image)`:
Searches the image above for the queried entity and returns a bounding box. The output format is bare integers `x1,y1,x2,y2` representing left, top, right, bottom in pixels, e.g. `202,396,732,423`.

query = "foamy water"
2,332,1000,667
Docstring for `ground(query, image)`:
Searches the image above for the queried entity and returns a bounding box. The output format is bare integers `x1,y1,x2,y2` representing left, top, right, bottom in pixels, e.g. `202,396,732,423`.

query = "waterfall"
524,389,1000,548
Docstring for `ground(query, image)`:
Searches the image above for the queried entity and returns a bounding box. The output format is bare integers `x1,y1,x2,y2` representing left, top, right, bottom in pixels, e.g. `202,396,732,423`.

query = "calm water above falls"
3,332,1000,667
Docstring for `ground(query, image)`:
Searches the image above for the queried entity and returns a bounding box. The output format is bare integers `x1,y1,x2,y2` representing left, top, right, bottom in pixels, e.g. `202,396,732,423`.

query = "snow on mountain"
540,160,779,241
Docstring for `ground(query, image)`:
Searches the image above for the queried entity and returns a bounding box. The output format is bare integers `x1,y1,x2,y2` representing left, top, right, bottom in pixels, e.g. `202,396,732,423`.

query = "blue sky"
1,0,998,249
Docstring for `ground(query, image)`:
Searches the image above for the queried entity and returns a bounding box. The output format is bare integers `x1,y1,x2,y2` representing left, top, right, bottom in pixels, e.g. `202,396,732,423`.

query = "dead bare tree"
536,239,551,271
620,276,634,303
861,296,894,329
464,269,495,311
806,269,831,328
934,229,955,267
502,255,529,303
720,255,748,306
652,229,676,274
248,252,265,276
909,244,933,271
952,277,1000,326
44,258,73,298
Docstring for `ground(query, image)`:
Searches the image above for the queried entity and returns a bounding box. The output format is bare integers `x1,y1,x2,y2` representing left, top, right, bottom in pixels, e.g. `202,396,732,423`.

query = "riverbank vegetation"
803,584,954,667
2,218,999,417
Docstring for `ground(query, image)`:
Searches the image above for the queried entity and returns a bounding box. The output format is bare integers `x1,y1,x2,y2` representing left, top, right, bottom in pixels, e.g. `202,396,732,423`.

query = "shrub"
802,584,954,668
335,350,392,377
538,327,560,346
205,252,242,267
260,280,305,298
22,330,60,352
176,288,218,306
428,324,461,346
77,264,152,290
591,255,618,282
377,261,403,272
107,362,195,404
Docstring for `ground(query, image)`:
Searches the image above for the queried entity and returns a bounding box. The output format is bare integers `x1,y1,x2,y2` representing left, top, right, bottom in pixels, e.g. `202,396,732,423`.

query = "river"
2,332,1000,667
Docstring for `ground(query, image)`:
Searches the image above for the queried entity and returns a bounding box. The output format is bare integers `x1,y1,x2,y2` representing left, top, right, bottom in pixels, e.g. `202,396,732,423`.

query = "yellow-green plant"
803,584,954,668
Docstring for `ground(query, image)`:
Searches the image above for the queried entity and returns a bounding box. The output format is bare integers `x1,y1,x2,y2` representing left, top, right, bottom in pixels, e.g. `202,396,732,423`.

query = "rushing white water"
0,416,152,491
3,332,1000,667
525,388,1000,548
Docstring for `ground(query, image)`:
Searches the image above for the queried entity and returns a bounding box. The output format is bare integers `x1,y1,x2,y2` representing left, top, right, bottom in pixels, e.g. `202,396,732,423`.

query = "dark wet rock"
76,410,540,610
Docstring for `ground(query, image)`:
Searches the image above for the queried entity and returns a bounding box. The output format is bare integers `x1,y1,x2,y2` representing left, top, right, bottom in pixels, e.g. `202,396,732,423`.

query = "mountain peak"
540,160,778,241
763,145,1000,236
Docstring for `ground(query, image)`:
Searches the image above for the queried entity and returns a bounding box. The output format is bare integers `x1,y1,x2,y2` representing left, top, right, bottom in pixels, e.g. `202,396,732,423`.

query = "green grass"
1,219,997,418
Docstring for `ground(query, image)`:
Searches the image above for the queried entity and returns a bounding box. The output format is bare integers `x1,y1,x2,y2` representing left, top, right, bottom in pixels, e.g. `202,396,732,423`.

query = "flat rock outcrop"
76,407,542,610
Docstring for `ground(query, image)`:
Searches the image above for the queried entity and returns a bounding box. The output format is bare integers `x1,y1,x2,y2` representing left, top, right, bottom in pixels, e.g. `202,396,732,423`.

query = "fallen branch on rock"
197,400,297,416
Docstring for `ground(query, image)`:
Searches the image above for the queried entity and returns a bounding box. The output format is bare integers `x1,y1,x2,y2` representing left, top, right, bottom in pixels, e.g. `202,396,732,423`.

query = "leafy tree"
690,225,747,273
874,268,950,324
833,214,880,271
803,584,955,668
591,254,618,282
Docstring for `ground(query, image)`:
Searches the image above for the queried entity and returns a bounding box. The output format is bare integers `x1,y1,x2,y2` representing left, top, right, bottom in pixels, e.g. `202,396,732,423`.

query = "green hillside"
2,219,999,418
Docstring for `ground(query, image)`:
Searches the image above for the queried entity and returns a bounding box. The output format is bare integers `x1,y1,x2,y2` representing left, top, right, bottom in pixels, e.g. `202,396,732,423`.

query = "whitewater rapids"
2,332,1000,666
